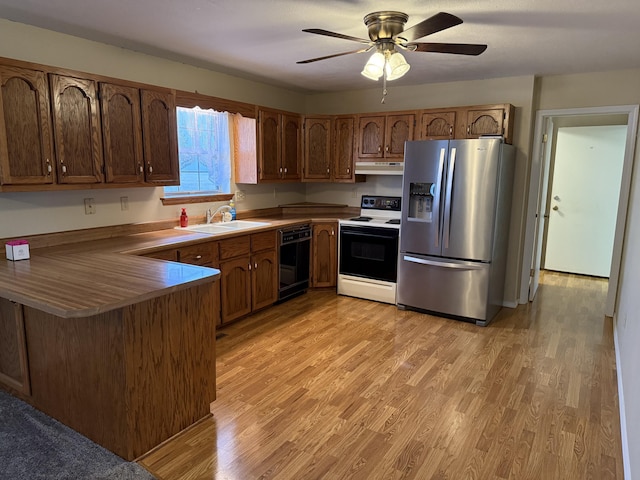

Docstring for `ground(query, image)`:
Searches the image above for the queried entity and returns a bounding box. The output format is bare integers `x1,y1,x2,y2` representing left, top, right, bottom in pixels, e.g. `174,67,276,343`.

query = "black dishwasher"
278,224,311,302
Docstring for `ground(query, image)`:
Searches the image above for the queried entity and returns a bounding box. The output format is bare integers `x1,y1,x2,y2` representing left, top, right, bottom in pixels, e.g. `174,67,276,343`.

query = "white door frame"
519,105,639,316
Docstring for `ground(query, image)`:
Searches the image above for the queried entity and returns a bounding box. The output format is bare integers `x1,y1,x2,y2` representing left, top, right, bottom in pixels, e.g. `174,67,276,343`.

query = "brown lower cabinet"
0,298,30,395
312,222,337,288
219,231,278,323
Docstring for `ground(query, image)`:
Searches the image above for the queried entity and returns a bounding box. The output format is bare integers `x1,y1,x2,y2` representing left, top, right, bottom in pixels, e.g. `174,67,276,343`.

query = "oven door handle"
340,230,398,241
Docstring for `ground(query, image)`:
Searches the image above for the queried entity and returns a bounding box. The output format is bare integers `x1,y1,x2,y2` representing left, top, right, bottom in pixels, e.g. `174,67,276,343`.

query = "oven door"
339,225,399,282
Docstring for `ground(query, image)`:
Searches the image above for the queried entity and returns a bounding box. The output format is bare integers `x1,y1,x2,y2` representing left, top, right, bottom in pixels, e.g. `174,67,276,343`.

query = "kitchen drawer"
219,235,251,260
251,230,277,252
143,249,177,261
178,242,218,266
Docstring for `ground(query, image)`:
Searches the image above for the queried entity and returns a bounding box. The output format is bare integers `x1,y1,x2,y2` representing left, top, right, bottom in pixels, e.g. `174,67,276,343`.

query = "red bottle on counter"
180,208,188,227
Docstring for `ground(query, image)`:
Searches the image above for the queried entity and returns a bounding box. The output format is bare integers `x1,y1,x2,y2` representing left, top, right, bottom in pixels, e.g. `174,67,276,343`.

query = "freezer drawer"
397,254,498,323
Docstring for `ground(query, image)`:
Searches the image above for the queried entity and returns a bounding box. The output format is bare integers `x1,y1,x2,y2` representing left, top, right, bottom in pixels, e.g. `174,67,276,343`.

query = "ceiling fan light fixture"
385,51,410,81
361,51,385,80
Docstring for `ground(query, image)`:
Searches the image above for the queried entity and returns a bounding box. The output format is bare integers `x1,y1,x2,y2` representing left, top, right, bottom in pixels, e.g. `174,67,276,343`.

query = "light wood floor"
140,271,622,479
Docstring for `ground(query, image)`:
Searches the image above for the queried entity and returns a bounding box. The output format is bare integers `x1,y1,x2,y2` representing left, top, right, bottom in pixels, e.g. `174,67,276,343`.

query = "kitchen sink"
176,220,271,235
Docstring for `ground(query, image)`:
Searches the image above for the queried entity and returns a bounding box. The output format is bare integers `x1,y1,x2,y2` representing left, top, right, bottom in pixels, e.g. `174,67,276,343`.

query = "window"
164,106,232,196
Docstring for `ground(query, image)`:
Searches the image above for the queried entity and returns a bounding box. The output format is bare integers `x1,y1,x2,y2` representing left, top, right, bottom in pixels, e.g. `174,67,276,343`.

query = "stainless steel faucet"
206,205,232,223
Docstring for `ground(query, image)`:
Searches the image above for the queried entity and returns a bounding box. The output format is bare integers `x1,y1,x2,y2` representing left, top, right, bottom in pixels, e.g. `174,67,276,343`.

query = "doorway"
520,105,639,316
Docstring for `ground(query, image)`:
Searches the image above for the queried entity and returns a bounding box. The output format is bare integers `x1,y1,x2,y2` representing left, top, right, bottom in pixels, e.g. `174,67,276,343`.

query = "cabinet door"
0,66,55,185
303,117,332,180
385,114,414,159
251,250,278,311
100,83,144,183
281,114,301,180
464,108,505,138
141,89,179,185
420,111,455,140
0,299,30,395
50,75,103,184
220,256,252,323
333,116,356,181
357,115,385,159
312,223,337,288
258,109,281,181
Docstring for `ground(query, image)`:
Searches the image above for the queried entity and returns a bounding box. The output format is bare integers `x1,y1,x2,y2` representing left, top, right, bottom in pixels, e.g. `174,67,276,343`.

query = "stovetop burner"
386,219,400,224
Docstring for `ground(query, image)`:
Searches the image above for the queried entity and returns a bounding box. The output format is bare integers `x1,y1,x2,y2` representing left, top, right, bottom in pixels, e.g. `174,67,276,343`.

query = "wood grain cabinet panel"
218,230,278,324
141,89,179,185
303,117,332,180
454,104,514,143
358,114,414,160
254,108,301,182
281,114,301,180
0,298,30,395
49,74,103,184
142,249,177,261
177,242,221,327
312,222,337,288
100,83,144,183
333,115,357,181
303,115,360,183
420,111,456,140
0,65,55,185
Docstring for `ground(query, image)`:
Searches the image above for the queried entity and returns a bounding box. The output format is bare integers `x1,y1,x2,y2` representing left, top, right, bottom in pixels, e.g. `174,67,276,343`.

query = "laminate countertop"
0,216,344,319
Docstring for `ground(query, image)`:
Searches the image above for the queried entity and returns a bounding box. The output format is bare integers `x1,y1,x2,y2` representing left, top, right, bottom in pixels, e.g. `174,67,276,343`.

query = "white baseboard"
502,300,518,308
613,318,631,480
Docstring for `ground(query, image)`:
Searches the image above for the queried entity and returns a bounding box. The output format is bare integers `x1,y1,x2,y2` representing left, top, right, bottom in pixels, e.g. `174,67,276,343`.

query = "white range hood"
354,161,404,175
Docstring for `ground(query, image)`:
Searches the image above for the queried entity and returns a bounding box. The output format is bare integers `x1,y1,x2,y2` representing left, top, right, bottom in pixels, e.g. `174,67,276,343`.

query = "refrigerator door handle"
403,255,485,270
443,147,456,249
434,148,446,248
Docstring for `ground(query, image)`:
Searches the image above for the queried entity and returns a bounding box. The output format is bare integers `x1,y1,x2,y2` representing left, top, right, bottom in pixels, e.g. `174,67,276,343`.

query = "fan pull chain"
381,71,387,104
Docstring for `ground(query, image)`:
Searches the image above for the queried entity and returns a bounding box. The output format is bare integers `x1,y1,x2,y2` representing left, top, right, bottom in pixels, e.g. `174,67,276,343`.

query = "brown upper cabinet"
302,115,362,183
0,57,180,191
255,108,300,182
100,83,144,184
0,65,55,185
419,104,514,144
141,89,179,185
50,74,104,184
357,113,415,160
420,110,456,140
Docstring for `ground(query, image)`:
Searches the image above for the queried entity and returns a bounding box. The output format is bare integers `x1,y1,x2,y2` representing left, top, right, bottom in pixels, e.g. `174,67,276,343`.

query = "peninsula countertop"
0,214,349,319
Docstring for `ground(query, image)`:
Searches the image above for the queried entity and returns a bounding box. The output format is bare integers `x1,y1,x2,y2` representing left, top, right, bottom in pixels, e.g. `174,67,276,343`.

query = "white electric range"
337,195,401,304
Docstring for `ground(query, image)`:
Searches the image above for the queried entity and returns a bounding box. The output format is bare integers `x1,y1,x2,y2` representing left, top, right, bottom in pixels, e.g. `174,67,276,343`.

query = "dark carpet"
0,390,156,479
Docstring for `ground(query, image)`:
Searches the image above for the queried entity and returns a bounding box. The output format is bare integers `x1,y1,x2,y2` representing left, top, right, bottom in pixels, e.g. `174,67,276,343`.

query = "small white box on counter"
6,240,30,261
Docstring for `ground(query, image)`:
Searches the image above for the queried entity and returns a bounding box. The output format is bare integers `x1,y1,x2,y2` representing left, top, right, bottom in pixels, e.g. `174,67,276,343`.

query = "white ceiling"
1,0,639,93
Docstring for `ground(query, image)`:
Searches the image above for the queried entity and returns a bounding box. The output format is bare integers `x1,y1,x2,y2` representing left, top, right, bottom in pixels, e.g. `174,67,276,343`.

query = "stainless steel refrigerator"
397,138,515,326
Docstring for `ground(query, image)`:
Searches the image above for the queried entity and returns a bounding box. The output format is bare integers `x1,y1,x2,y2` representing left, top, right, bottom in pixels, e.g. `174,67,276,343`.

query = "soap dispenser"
180,208,188,227
229,197,236,221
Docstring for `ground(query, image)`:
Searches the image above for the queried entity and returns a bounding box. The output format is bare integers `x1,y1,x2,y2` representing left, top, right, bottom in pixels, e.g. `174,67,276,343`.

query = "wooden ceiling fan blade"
297,48,369,64
302,29,371,45
398,12,463,42
410,42,488,56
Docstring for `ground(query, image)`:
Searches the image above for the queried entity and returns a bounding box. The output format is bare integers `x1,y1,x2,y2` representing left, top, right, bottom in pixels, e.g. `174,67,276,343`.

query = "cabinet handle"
346,168,350,174
467,125,471,135
248,263,252,270
284,167,287,173
195,255,202,260
279,167,283,173
138,163,143,173
254,262,258,269
385,145,389,153
148,163,153,174
449,125,453,136
46,159,52,175
377,145,382,153
331,229,335,235
61,163,67,175
326,168,330,174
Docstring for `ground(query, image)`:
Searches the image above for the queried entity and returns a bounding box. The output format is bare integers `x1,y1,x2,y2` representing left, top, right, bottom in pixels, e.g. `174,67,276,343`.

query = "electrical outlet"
84,198,96,215
120,196,129,211
235,190,246,201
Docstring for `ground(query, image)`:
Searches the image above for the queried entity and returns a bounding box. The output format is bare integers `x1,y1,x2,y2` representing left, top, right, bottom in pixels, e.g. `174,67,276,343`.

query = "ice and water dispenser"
408,182,435,223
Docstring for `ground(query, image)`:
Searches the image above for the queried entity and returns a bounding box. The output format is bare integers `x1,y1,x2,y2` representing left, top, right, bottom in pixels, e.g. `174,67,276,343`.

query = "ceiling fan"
298,11,487,83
